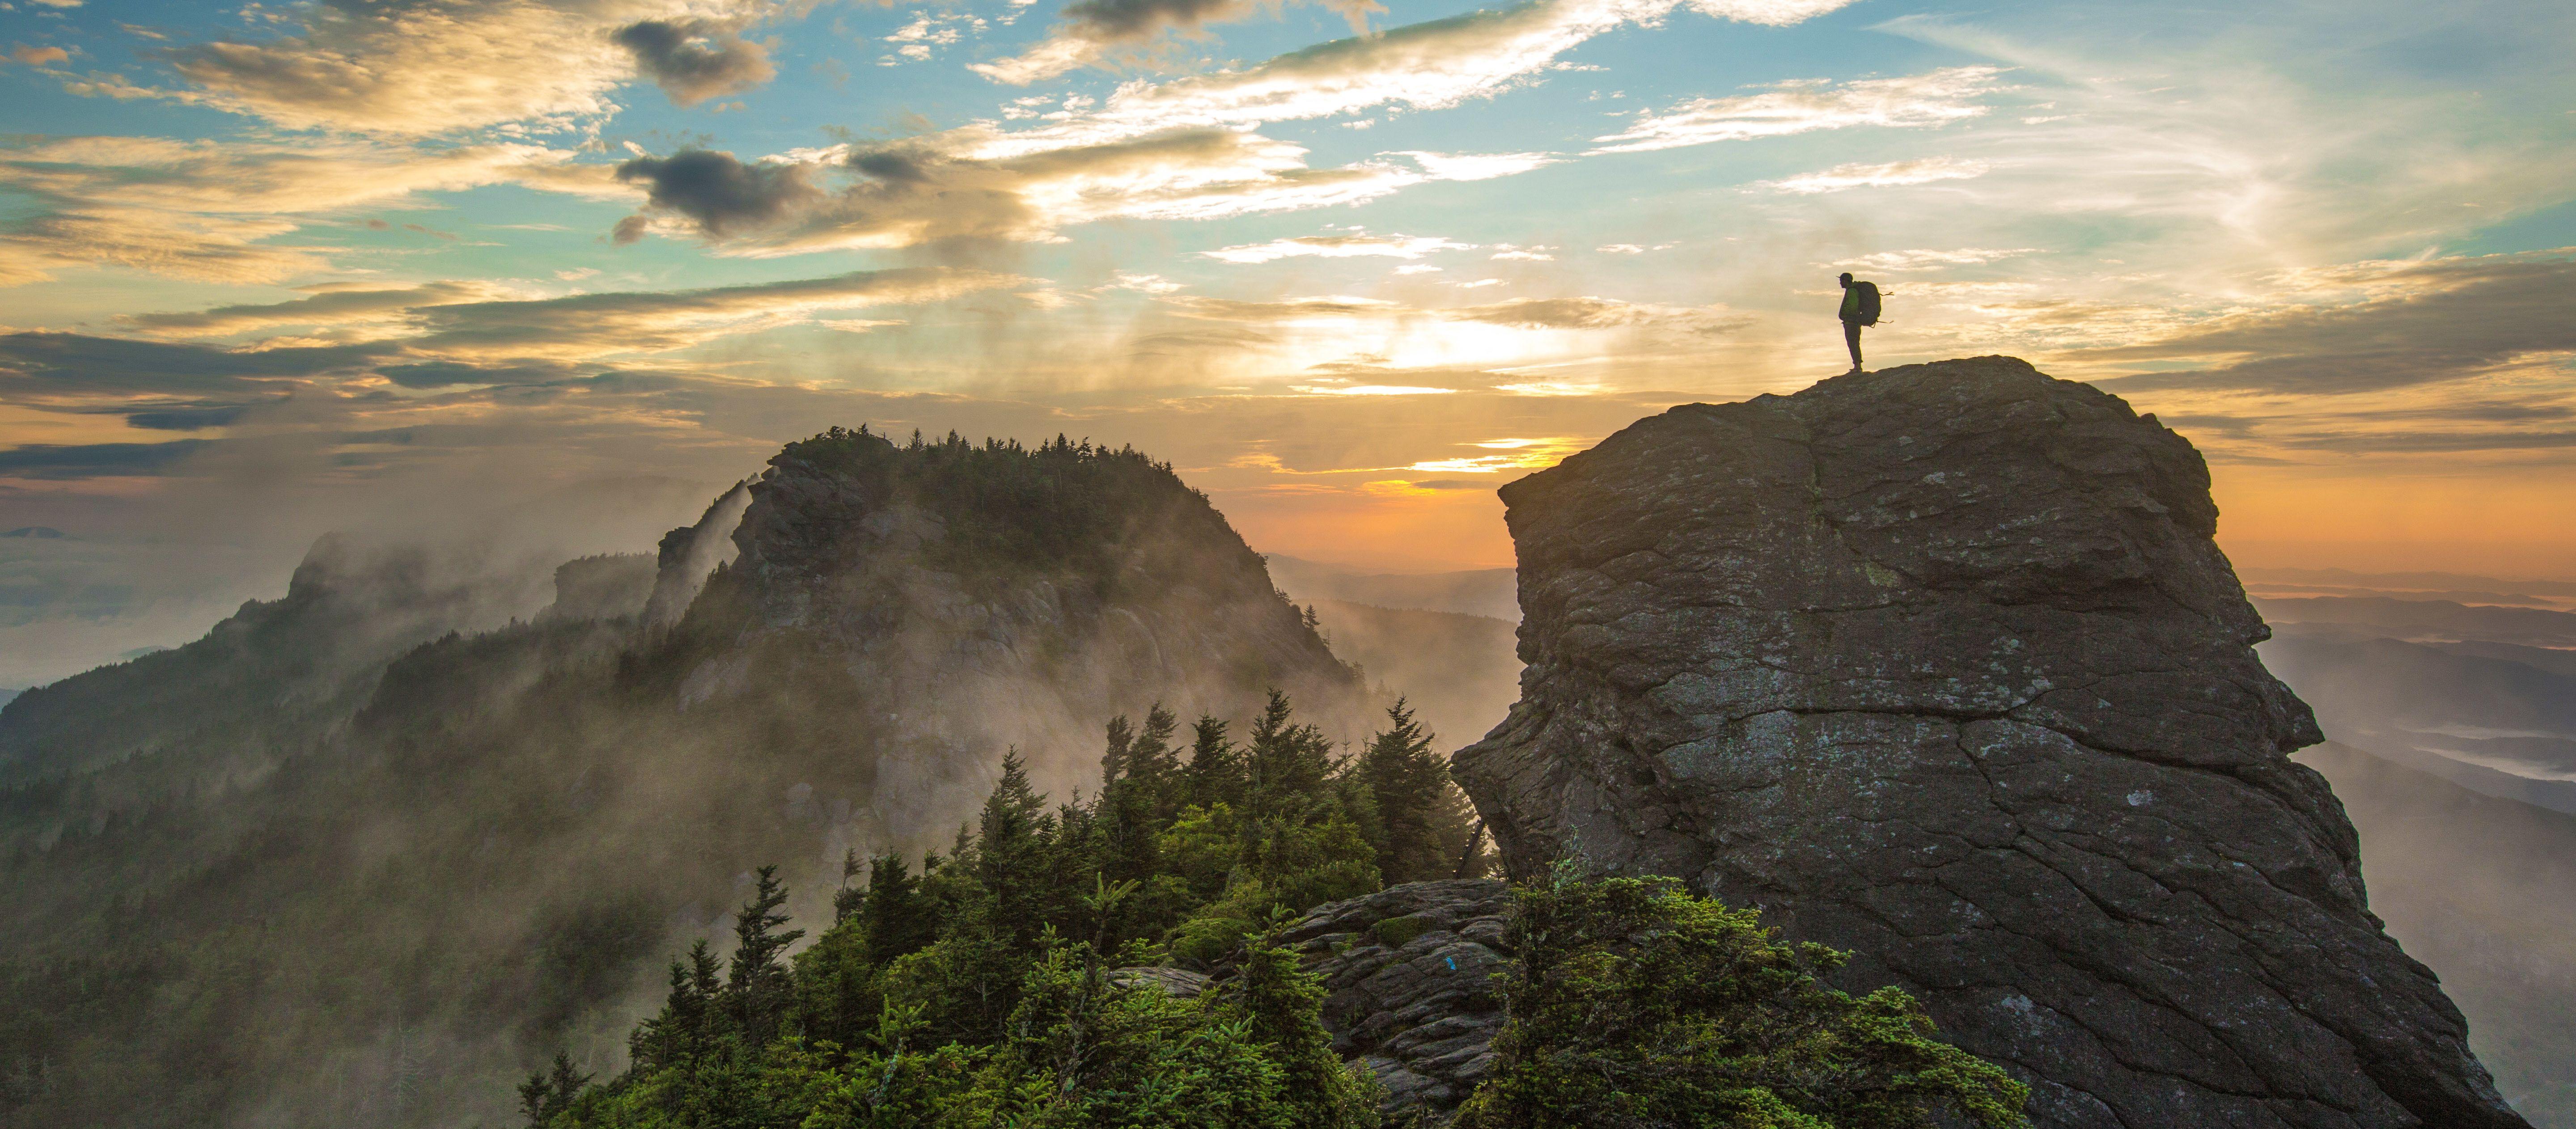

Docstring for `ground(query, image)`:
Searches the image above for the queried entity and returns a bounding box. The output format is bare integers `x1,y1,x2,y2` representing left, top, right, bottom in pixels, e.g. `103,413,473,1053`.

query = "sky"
1,0,2572,684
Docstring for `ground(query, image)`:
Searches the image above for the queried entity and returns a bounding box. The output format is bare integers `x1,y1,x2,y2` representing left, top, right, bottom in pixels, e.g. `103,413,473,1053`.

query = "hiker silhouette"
1836,272,1882,372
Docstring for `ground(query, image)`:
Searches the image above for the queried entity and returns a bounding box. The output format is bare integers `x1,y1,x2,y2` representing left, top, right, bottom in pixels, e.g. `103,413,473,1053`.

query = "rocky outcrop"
1453,358,2528,1128
1279,880,1513,1120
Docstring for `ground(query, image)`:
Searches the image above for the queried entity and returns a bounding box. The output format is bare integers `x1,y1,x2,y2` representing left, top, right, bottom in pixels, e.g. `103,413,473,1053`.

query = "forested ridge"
519,694,2029,1129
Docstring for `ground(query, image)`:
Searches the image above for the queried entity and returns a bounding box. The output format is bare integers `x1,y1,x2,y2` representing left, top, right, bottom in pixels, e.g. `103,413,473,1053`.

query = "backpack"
1854,281,1882,326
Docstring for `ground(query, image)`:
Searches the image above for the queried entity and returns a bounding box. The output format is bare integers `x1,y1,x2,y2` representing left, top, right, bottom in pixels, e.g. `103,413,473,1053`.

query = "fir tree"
860,853,936,967
1353,699,1476,884
1184,715,1243,810
726,867,805,1048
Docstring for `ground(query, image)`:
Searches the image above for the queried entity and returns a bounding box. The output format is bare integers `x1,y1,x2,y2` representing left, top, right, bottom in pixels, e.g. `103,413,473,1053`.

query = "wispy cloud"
2096,252,2576,395
1764,156,1988,193
153,0,785,135
974,0,1383,85
1834,247,2034,271
0,136,622,285
1590,66,2001,153
1203,233,1475,263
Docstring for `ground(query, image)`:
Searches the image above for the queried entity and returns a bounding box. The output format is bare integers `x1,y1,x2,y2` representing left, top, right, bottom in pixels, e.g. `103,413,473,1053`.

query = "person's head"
1838,272,1853,288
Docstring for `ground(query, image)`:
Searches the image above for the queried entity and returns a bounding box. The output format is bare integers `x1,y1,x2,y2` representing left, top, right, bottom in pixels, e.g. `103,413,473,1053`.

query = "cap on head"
1838,272,1853,284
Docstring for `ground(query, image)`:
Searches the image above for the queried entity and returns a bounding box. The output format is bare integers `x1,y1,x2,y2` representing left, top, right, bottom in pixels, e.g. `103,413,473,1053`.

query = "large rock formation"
1453,358,2528,1128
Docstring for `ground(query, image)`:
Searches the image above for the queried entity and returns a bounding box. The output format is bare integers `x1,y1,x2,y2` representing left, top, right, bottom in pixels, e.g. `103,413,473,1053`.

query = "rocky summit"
1452,357,2528,1128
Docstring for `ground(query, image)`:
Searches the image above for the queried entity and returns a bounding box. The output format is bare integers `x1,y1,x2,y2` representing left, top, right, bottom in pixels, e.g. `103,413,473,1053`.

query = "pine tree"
1129,705,1182,819
726,867,805,1048
1184,715,1243,810
860,853,936,967
1353,698,1476,884
517,1052,591,1128
1242,689,1332,824
1098,713,1136,786
974,749,1056,947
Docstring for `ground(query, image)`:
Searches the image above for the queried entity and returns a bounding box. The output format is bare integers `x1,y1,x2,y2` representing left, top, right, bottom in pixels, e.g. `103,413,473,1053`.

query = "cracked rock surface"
1278,880,1513,1122
1452,358,2528,1129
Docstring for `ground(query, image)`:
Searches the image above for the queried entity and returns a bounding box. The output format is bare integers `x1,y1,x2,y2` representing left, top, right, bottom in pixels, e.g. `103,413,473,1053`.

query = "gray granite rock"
1279,880,1514,1122
1453,358,2528,1129
1109,965,1211,998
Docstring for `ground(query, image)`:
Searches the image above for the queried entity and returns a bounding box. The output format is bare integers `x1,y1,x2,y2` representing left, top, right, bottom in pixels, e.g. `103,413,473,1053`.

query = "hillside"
0,430,1370,1129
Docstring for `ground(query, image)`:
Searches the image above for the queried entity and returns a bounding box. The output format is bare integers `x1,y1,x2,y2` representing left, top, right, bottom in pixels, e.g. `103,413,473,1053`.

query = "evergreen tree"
1098,713,1136,786
860,853,936,967
1183,715,1243,810
1242,689,1333,824
974,749,1057,948
1353,699,1477,884
726,866,805,1048
516,1052,591,1128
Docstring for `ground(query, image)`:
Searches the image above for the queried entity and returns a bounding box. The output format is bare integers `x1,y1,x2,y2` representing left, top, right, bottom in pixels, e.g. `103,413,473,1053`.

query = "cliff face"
1453,358,2527,1129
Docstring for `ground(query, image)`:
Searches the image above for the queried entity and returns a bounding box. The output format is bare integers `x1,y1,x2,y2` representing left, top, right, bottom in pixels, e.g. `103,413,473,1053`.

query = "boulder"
1278,879,1513,1121
1453,358,2528,1128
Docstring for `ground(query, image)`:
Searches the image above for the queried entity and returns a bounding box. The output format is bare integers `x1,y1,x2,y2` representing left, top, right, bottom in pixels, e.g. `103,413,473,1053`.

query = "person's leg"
1843,321,1864,370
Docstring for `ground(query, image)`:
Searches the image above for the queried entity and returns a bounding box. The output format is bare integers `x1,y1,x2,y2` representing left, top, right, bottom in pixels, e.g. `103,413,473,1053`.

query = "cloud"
0,440,208,479
1834,247,2034,272
1201,233,1474,263
0,332,390,413
158,0,783,135
613,19,777,107
0,136,617,285
974,0,1385,85
9,45,70,65
399,267,1023,359
119,281,518,336
1386,150,1559,181
1590,66,2001,153
618,0,1854,254
1449,296,1735,331
1161,292,1734,334
2096,252,2576,395
1764,155,1987,193
612,133,1441,252
614,149,822,238
982,0,1856,152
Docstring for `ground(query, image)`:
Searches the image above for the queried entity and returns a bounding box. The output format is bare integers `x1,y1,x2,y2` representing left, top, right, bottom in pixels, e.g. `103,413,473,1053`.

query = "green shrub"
1454,867,2030,1129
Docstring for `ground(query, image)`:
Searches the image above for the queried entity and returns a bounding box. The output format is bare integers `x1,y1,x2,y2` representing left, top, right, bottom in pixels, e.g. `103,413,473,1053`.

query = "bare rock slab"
1453,358,2528,1129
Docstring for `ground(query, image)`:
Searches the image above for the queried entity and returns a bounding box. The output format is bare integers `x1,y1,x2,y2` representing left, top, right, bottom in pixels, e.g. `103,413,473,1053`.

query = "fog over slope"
0,431,1374,1129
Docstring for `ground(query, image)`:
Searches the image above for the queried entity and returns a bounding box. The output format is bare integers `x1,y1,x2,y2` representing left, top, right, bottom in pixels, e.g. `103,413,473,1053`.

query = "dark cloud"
1405,478,1488,491
0,332,391,395
1059,0,1245,42
121,404,259,431
2096,254,2576,395
0,440,209,478
119,282,500,334
614,149,820,238
611,19,776,107
376,361,583,389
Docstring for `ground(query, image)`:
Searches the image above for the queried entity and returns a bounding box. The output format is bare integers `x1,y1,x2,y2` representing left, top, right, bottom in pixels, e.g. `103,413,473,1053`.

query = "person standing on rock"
1836,272,1882,372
